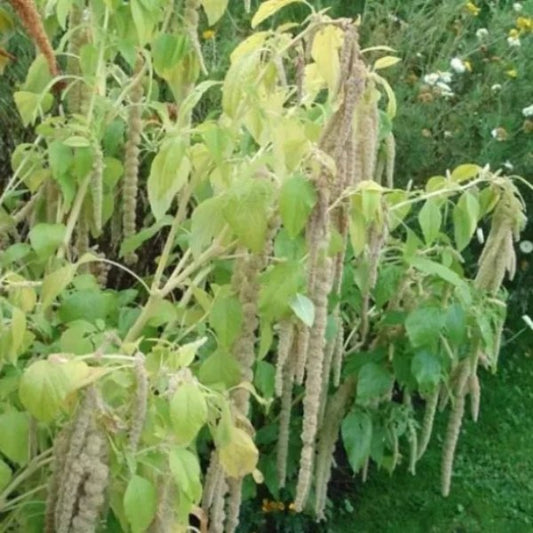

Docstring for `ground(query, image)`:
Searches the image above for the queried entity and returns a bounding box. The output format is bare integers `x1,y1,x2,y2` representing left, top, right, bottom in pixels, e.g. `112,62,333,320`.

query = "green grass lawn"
330,349,533,533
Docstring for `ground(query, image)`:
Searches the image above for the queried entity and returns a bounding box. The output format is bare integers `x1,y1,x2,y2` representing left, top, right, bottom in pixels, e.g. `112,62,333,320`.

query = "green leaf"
48,141,73,181
444,303,466,345
19,361,71,422
405,306,445,348
209,294,243,349
453,191,479,251
190,197,226,258
251,0,304,28
450,164,481,183
124,475,157,533
56,0,74,28
373,55,401,70
130,0,155,45
13,91,53,127
409,257,471,305
418,198,442,245
79,43,98,77
41,264,77,310
147,136,190,220
342,408,372,472
169,447,202,504
29,223,66,260
201,0,229,25
254,360,275,398
59,321,95,354
222,178,274,252
0,459,12,492
8,306,26,362
259,261,304,321
356,363,393,404
199,350,241,388
169,383,208,445
411,349,441,392
152,33,188,77
58,290,115,323
175,338,206,368
120,215,173,257
0,411,29,465
279,175,317,239
289,293,315,327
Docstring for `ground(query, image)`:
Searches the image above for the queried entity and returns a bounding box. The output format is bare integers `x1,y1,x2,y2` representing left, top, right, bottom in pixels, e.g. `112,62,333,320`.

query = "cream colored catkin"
417,388,439,460
123,54,144,265
469,373,480,422
201,451,222,513
275,320,294,397
209,475,228,533
74,200,90,262
385,132,396,189
225,478,243,533
128,352,148,453
441,363,470,497
276,358,295,488
54,389,96,532
184,0,207,74
65,5,85,114
314,376,355,519
90,144,104,236
45,430,69,533
70,432,109,533
295,256,333,510
408,422,417,475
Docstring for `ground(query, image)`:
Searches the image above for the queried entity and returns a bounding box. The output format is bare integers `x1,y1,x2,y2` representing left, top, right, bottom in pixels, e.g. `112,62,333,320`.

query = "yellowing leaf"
311,25,344,95
450,164,481,183
302,63,326,105
373,73,397,119
147,136,190,220
201,0,229,26
373,56,401,70
219,427,259,478
230,31,268,63
41,264,77,310
251,0,304,29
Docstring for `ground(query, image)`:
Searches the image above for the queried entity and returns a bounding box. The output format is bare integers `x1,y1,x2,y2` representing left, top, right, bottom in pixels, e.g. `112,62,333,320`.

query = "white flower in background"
476,227,485,244
503,160,514,170
436,81,454,97
423,73,439,85
522,104,533,117
513,2,523,12
476,28,489,40
450,57,466,73
491,83,502,91
444,130,453,138
520,240,533,254
439,71,453,83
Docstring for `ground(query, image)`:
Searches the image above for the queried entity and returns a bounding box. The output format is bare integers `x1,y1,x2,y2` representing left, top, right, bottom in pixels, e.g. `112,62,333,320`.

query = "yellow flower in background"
506,68,518,78
465,2,481,15
202,29,216,40
516,16,533,32
464,60,472,72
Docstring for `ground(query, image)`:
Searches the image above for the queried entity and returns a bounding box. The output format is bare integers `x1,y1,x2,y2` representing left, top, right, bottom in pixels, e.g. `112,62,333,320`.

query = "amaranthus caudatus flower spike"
123,54,144,265
9,0,60,78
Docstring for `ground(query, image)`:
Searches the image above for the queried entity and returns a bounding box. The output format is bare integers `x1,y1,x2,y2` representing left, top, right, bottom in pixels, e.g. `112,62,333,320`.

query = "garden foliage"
0,0,528,532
